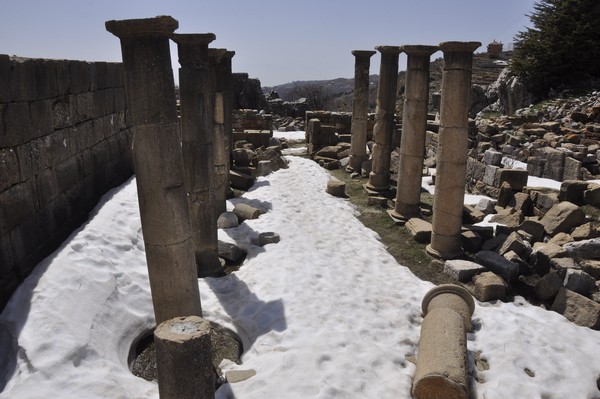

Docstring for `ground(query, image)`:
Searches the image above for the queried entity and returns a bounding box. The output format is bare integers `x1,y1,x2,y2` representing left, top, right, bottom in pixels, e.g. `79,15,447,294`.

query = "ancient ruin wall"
0,55,133,310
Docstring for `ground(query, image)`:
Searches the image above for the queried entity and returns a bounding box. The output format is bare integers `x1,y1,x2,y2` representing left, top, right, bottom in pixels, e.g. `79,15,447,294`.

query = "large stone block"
563,269,595,297
497,168,528,191
0,181,36,235
563,156,582,181
563,238,600,260
474,250,520,282
29,99,54,139
558,180,589,204
551,288,600,330
0,54,11,102
540,201,585,236
405,218,432,243
1,102,32,147
443,259,485,282
534,272,562,301
482,149,503,166
482,164,500,186
70,61,90,94
11,58,37,101
473,271,507,301
542,148,565,181
583,184,600,207
0,148,20,191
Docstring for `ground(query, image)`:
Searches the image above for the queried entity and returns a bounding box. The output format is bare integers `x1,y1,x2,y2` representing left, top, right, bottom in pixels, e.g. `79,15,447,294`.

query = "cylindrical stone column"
221,51,235,199
154,316,214,399
426,41,480,259
390,45,438,222
366,46,401,194
412,284,475,399
209,48,228,217
106,16,202,323
172,33,224,278
348,50,376,172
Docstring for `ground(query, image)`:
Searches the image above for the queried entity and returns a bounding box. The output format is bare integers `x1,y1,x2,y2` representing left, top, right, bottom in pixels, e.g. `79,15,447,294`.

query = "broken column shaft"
391,45,438,222
106,16,202,323
412,284,475,399
366,46,401,193
348,50,376,172
172,33,223,278
426,41,480,259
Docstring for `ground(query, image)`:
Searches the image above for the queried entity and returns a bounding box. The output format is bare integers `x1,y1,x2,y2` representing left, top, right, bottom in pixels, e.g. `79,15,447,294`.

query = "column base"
426,243,464,260
386,209,408,226
348,155,366,172
197,256,226,278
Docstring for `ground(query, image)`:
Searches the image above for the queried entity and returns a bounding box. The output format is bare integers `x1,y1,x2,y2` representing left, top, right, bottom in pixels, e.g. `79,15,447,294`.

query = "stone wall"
232,73,266,110
0,55,133,310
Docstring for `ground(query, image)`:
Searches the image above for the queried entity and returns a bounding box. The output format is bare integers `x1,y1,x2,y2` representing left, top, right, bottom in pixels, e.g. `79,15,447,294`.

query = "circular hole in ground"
130,321,243,388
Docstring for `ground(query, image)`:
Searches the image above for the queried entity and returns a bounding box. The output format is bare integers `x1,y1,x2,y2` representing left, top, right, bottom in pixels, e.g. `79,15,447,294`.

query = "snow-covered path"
1,156,599,398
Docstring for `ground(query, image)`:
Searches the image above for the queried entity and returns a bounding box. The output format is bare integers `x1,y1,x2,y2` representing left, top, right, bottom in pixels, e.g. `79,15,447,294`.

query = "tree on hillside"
510,0,600,98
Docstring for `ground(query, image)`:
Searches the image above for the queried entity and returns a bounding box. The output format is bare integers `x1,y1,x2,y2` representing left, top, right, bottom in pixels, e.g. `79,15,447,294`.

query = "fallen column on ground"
412,284,475,399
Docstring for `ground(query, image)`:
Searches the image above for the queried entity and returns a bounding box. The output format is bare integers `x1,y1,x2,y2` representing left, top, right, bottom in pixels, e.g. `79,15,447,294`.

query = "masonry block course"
0,55,133,311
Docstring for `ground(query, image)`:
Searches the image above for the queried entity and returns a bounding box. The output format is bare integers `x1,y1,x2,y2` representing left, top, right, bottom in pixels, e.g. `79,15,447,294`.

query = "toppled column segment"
413,284,475,399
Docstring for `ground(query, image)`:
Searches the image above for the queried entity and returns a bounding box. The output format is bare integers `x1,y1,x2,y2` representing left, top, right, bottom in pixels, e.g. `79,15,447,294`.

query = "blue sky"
0,0,537,86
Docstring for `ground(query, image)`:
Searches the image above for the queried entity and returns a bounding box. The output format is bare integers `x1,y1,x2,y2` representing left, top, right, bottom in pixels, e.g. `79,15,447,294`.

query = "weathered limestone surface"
427,41,481,259
106,16,202,323
551,288,600,329
172,33,223,278
154,316,214,398
348,50,376,172
366,46,401,193
392,45,438,221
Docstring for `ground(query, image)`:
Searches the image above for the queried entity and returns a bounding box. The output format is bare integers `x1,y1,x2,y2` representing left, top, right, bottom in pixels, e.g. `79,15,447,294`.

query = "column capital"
399,45,439,57
351,50,376,58
375,45,402,55
105,15,178,38
439,41,481,53
171,33,216,46
221,50,235,61
209,48,228,61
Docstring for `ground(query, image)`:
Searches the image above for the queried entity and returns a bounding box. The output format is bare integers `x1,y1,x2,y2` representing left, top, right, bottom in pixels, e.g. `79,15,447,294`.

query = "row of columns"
107,15,239,398
349,41,480,260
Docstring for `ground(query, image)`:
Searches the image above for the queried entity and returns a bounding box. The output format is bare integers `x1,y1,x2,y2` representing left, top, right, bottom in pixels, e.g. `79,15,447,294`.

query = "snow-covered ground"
1,133,600,398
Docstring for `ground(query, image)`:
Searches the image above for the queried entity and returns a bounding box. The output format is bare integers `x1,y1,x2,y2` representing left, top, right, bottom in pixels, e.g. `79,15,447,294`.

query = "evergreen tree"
510,0,600,98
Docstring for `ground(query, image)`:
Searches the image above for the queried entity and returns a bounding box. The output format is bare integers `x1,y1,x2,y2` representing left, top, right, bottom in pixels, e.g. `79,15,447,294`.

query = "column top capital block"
105,15,178,38
439,41,481,53
209,48,228,60
399,45,439,56
171,33,216,46
351,50,377,58
375,45,402,55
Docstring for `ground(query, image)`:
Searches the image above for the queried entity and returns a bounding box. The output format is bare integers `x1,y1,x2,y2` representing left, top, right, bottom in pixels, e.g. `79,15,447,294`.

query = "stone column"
412,285,475,399
154,316,214,398
348,50,376,172
390,45,438,223
426,41,480,259
106,16,202,323
221,51,235,198
209,48,228,217
365,46,401,194
172,33,224,278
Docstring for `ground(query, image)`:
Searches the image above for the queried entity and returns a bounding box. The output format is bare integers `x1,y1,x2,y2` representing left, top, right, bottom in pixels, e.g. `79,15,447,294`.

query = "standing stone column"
106,16,202,323
426,41,481,259
390,45,438,222
209,48,228,217
348,50,376,172
366,46,401,194
221,51,235,198
172,33,224,278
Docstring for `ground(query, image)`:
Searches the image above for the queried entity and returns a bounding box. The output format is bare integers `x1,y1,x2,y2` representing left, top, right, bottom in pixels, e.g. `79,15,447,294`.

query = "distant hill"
262,53,507,113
